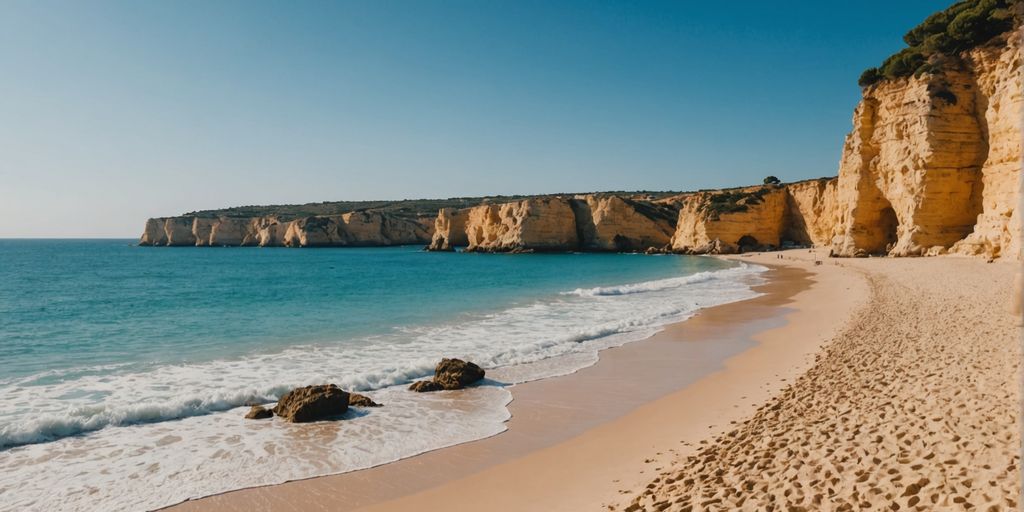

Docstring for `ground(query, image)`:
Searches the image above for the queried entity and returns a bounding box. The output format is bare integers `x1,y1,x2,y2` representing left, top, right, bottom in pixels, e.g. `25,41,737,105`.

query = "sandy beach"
618,252,1022,511
5,3,1021,511
167,248,892,511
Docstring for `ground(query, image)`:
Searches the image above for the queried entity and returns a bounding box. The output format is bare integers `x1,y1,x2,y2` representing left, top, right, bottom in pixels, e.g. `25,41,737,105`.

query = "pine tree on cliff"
858,0,1021,87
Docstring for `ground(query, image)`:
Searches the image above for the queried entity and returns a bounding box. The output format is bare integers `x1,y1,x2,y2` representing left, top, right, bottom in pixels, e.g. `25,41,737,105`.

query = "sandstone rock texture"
464,198,580,252
139,218,168,246
570,195,676,251
139,212,432,248
831,29,1021,258
670,186,788,254
427,208,469,251
951,32,1023,259
426,195,681,253
785,178,840,247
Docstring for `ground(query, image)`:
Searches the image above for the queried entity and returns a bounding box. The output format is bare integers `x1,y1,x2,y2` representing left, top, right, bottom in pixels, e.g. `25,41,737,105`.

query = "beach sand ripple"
620,259,1022,511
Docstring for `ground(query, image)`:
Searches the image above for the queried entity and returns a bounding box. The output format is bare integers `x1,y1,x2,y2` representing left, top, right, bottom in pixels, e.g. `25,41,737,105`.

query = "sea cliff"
831,27,1022,258
140,212,432,247
141,29,1020,258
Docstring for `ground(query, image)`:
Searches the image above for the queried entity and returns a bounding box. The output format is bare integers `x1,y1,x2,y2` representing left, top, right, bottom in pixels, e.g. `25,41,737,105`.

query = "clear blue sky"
0,0,949,237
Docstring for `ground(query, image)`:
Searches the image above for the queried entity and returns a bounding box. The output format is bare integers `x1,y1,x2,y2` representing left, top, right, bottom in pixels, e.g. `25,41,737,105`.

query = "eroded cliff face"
670,187,790,254
425,195,681,253
427,208,470,251
951,33,1023,259
140,34,1019,258
785,178,840,247
831,29,1021,258
464,198,579,252
570,195,676,251
139,212,432,248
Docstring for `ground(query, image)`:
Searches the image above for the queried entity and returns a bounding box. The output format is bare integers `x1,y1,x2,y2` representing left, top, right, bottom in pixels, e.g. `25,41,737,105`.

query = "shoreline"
168,250,866,511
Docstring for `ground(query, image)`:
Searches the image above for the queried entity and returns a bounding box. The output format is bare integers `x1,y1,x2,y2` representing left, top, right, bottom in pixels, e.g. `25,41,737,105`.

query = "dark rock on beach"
244,405,273,419
409,358,486,392
434,358,485,390
348,393,382,407
272,384,349,423
408,380,444,392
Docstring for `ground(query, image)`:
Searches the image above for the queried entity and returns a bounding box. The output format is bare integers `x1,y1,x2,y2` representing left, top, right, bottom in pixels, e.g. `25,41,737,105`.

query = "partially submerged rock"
272,384,349,423
408,380,444,392
244,405,273,420
348,393,382,407
409,358,486,392
434,358,485,390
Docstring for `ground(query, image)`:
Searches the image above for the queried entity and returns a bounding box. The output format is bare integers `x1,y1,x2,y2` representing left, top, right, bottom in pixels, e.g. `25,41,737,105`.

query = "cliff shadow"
878,205,899,252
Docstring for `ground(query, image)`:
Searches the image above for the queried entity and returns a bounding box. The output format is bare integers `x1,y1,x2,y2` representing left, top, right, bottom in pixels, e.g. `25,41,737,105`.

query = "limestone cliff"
831,28,1021,258
662,181,842,255
139,212,432,247
464,198,579,253
426,194,681,253
785,178,840,247
570,195,676,251
950,32,1023,259
427,208,470,251
140,30,1020,258
670,186,790,254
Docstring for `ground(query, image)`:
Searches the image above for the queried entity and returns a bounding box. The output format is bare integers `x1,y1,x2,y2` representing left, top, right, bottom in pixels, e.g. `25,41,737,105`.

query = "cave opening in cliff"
878,206,899,253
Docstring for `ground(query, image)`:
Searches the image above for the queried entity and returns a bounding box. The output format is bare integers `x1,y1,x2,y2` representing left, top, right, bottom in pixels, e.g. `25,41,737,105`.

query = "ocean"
0,239,765,511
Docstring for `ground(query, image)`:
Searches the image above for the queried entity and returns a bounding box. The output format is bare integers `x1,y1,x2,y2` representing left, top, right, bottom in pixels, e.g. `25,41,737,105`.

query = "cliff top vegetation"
182,178,834,221
858,0,1020,87
182,191,688,220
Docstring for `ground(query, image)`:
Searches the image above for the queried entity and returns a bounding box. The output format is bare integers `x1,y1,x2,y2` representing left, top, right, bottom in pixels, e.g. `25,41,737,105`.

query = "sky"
0,0,951,237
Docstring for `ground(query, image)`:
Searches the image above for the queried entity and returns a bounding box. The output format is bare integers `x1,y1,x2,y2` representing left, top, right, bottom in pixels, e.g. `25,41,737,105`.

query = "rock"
139,218,168,246
408,380,444,392
210,217,253,246
435,194,680,253
464,198,579,252
244,405,273,420
253,217,288,247
784,178,839,247
164,217,197,246
140,212,434,248
831,29,1021,259
192,217,217,247
272,384,349,423
348,393,382,407
279,212,433,247
949,34,1022,260
570,195,677,252
669,186,790,254
427,208,469,251
138,26,1022,263
433,358,485,390
409,358,486,392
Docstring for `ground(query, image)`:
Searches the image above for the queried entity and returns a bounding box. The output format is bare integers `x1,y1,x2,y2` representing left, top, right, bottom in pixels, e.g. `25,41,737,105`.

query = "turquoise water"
0,239,765,511
0,240,731,383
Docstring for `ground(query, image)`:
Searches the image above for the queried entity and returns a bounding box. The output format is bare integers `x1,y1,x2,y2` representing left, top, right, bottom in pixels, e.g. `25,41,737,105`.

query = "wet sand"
168,250,865,511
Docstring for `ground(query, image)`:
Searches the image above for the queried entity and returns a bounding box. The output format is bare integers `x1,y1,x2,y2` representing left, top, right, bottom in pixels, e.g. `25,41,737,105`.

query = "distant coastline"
140,27,1021,260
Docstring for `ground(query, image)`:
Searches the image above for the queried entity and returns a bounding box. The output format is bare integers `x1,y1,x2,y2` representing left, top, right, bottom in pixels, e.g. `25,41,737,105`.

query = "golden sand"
619,252,1022,511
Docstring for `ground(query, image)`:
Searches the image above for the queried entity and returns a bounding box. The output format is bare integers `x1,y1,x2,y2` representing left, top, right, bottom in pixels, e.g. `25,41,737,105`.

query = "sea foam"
0,261,766,511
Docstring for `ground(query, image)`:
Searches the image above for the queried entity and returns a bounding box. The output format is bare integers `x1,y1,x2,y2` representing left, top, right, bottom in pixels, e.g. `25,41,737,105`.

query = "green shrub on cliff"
859,0,1019,87
701,187,772,220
